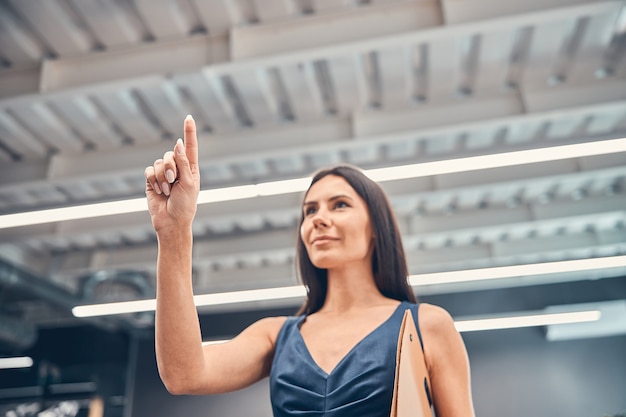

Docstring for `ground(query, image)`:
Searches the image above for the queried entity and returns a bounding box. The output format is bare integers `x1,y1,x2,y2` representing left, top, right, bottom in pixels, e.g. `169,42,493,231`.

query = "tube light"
71,256,625,318
0,197,148,229
0,356,33,370
408,255,626,286
72,298,156,317
2,138,625,229
366,137,626,182
454,310,601,332
72,285,306,318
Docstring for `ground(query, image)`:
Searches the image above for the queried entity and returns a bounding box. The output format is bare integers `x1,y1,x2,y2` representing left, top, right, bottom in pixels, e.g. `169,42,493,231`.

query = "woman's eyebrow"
303,194,353,206
328,194,353,202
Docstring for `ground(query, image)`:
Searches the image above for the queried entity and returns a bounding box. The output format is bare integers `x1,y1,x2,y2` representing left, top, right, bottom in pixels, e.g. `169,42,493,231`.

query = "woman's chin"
310,257,337,270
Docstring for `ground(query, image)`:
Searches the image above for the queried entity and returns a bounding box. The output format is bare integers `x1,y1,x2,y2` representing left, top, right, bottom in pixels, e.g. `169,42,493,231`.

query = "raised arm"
419,303,475,417
144,115,285,395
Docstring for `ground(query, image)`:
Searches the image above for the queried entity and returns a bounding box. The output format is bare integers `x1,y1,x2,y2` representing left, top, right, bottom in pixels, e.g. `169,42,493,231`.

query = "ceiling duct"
0,259,82,310
79,270,154,302
0,259,145,335
77,269,155,327
0,313,37,350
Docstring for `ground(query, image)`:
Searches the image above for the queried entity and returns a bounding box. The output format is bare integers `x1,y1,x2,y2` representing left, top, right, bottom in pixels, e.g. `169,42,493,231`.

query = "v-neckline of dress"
296,301,405,377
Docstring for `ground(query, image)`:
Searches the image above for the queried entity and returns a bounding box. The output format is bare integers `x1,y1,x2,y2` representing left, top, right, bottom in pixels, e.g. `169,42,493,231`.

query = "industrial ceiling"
0,0,625,354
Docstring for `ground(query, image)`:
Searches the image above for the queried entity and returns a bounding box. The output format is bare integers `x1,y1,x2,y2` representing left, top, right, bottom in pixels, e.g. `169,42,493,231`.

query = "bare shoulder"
418,303,456,335
216,316,288,370
417,303,464,366
251,315,289,328
256,315,288,330
241,315,288,343
416,306,475,415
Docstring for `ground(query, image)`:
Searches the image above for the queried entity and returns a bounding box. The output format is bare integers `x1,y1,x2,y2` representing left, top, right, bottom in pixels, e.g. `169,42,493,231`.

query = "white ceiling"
0,0,625,338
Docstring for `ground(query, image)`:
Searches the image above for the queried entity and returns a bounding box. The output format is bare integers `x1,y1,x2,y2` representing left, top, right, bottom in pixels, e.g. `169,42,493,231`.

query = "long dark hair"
296,165,417,315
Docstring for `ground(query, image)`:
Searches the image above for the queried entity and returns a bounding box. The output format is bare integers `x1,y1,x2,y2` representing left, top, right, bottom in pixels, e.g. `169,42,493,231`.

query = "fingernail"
161,182,170,196
176,138,185,154
166,169,175,183
153,182,162,195
185,114,193,121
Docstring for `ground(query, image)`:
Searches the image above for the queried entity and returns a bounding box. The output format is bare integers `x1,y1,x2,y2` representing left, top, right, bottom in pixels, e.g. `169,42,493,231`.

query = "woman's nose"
312,210,330,227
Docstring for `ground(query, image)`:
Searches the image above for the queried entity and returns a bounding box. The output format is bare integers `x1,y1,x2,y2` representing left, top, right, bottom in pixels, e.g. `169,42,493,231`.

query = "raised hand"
144,115,200,233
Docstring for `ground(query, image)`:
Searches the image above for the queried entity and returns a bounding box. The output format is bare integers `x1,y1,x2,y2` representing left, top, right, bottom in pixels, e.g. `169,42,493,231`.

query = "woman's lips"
311,236,338,245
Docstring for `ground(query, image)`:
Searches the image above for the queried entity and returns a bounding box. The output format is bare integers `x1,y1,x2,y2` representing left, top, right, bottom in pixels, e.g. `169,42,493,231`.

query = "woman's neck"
320,263,391,314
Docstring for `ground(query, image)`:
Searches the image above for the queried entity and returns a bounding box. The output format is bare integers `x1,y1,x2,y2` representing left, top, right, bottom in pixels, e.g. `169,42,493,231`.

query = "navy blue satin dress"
270,301,420,417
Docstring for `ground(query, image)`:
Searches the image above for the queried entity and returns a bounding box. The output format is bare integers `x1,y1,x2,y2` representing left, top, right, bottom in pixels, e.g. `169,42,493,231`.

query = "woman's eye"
304,207,316,215
335,201,349,209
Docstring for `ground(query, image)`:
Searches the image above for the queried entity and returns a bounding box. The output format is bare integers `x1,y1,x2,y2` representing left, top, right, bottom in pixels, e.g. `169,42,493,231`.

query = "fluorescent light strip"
409,255,626,286
0,356,33,370
2,138,625,229
72,285,306,318
71,256,625,318
0,197,148,229
454,310,601,332
195,177,313,205
365,138,626,182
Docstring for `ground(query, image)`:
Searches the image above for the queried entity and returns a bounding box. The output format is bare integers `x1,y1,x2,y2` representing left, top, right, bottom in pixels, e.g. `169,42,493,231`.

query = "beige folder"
390,309,433,417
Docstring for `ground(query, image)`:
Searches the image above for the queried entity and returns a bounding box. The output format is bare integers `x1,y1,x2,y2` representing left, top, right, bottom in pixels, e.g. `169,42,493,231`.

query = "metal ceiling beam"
231,0,443,59
0,34,228,100
441,0,608,24
0,66,41,100
40,33,229,93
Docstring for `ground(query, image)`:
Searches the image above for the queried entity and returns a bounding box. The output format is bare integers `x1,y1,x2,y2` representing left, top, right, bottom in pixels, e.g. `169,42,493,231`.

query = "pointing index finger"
184,114,198,168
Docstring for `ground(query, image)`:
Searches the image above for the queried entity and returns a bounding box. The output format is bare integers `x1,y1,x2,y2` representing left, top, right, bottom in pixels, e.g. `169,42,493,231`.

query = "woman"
144,115,475,416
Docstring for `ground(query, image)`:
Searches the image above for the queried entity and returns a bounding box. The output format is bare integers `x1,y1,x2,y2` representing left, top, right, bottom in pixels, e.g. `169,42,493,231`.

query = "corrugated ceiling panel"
252,0,295,22
427,37,458,100
191,0,242,34
11,102,84,153
277,63,326,121
377,46,411,108
8,0,94,56
175,72,239,132
51,96,121,151
228,69,281,127
473,29,514,95
0,111,48,159
0,2,44,64
134,0,196,40
137,82,190,137
94,90,164,145
327,56,367,113
70,0,145,47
